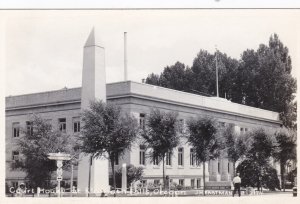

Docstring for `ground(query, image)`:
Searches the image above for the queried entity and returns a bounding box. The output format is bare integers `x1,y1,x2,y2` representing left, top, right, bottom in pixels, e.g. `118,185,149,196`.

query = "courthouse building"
5,29,282,191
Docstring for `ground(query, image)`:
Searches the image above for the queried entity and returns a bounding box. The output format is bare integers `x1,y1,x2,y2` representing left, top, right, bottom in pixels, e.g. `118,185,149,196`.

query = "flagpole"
215,46,219,97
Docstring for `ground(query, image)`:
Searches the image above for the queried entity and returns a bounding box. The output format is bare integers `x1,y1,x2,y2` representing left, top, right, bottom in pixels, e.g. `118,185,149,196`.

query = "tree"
141,109,180,190
237,159,280,191
146,61,193,92
115,164,144,188
273,128,297,191
186,116,223,196
145,34,297,129
79,100,139,190
223,124,248,174
237,128,277,191
15,115,78,188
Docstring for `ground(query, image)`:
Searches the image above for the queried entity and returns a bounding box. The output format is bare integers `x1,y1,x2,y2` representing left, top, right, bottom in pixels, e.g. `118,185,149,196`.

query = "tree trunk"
110,157,116,191
280,162,285,192
203,161,206,196
162,155,165,191
233,161,236,176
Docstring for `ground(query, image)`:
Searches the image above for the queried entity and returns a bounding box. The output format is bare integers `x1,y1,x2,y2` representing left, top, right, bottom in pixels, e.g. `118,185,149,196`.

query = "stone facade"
5,81,282,189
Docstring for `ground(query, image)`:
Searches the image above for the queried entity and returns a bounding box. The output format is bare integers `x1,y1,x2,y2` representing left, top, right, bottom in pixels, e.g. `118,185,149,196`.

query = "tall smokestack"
124,32,128,81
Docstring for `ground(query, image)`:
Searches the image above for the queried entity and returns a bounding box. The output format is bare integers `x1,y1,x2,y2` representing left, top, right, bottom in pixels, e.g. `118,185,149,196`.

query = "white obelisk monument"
77,28,109,193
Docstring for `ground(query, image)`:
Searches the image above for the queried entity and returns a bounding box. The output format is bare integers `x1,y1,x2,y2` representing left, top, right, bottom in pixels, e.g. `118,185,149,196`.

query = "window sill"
190,166,201,169
178,166,184,169
153,166,160,169
166,166,173,169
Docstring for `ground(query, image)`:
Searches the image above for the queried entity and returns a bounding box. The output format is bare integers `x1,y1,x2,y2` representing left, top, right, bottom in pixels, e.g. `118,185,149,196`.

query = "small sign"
57,168,63,176
57,176,62,181
48,153,71,161
57,161,63,168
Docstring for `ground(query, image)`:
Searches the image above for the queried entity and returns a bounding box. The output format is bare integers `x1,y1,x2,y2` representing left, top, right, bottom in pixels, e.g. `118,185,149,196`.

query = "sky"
1,9,300,96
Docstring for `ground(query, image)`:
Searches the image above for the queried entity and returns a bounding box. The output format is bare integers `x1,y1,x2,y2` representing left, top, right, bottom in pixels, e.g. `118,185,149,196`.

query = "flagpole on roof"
215,45,219,98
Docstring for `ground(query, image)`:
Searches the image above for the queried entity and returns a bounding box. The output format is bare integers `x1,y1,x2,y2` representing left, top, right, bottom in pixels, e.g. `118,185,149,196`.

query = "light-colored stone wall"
5,81,282,187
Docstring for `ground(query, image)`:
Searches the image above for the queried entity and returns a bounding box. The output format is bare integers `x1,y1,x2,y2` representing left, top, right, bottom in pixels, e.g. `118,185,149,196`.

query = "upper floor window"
179,119,184,133
114,152,119,165
139,113,145,129
59,118,66,133
153,154,159,166
139,145,146,165
178,148,184,166
73,118,80,133
12,122,20,138
166,152,172,166
190,148,196,166
12,151,19,161
26,121,33,136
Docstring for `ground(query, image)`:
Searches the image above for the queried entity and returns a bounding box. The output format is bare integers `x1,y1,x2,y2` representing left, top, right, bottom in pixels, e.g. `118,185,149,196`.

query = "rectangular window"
12,151,19,161
218,161,220,174
240,127,244,132
166,152,172,166
153,155,159,166
73,118,80,133
114,153,119,165
139,113,145,129
59,118,66,133
228,162,230,173
139,145,146,165
179,179,184,186
197,178,201,189
12,122,20,137
179,119,184,133
190,148,196,166
191,179,195,188
26,121,33,136
178,148,184,166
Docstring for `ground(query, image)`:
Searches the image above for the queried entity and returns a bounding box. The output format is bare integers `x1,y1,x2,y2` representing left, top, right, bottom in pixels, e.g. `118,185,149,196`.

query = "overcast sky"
2,9,300,96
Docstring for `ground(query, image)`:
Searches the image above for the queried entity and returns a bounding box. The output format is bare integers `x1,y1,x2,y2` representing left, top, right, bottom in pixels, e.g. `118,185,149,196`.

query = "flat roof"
6,81,280,123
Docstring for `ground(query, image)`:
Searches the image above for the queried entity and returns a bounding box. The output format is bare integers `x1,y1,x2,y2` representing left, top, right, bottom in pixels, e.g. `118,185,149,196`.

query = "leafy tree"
237,128,277,190
237,159,280,191
146,61,193,92
223,124,248,174
145,73,160,85
141,109,180,190
79,100,139,190
273,128,297,191
115,164,144,188
15,115,78,188
145,34,297,128
186,116,224,196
